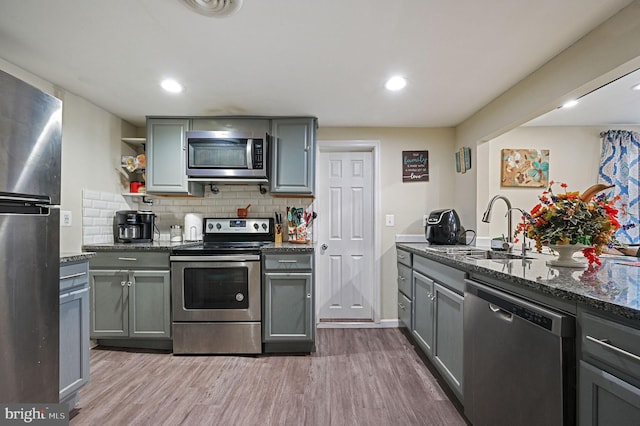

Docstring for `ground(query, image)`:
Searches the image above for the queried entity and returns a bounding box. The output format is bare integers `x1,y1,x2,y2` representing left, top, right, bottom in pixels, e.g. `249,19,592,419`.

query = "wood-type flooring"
70,328,467,426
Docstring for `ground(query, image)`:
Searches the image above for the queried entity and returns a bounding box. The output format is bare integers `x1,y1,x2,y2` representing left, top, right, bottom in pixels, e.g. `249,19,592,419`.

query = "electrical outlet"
385,214,395,227
61,210,72,227
423,215,429,227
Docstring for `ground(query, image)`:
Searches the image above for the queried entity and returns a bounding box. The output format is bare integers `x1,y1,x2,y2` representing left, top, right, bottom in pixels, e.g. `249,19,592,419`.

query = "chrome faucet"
482,195,513,248
506,207,529,257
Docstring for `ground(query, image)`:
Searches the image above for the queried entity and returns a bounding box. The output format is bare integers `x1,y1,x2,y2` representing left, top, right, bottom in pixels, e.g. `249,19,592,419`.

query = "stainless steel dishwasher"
464,279,576,426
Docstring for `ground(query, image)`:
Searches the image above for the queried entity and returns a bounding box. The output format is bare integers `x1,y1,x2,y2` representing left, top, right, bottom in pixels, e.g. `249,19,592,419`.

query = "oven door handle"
170,255,261,262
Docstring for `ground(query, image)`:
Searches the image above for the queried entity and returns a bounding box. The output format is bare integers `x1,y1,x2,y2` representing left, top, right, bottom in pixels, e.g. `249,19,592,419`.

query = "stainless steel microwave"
185,131,268,180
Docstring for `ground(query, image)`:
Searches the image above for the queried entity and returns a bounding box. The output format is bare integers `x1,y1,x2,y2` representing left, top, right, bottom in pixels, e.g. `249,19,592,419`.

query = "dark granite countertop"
261,242,315,253
82,241,202,252
60,252,96,263
84,241,315,253
397,242,640,322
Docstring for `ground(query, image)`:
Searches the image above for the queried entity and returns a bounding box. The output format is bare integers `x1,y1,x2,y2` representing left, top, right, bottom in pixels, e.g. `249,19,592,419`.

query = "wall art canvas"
402,150,429,182
500,148,549,187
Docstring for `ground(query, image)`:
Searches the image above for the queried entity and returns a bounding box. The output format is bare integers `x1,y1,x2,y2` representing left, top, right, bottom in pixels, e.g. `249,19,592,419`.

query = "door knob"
321,243,328,250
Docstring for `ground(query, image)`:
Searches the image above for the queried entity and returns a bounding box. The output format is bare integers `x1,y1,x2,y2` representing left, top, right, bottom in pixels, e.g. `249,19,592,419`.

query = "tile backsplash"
83,185,313,244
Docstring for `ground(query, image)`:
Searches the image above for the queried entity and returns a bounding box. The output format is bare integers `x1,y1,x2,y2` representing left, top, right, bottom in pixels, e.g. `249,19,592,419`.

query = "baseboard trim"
317,319,399,329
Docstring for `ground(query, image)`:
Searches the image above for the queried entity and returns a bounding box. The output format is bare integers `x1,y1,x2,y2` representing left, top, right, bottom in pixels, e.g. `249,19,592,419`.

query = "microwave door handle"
247,139,253,169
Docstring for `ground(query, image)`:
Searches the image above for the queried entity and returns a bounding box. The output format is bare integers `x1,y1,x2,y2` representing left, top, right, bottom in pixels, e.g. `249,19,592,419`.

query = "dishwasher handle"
465,278,574,337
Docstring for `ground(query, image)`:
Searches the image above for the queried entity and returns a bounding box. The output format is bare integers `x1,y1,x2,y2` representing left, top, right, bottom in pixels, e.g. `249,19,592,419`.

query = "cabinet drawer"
60,261,89,292
580,309,640,379
90,251,169,269
397,248,412,267
397,263,412,297
264,254,313,271
413,254,465,294
398,291,412,330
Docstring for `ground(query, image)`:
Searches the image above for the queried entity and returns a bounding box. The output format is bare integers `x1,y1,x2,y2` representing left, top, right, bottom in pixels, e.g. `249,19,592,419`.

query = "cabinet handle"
121,281,127,287
398,276,405,281
117,257,137,261
278,260,298,263
586,335,640,363
306,293,311,298
127,281,132,287
59,271,87,280
399,303,405,310
398,255,406,259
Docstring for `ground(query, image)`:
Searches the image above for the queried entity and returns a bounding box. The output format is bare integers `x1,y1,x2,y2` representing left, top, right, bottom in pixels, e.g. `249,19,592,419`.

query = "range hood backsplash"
83,186,313,244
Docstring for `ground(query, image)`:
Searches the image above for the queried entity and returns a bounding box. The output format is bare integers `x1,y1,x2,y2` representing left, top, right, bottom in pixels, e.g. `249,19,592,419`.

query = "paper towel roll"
183,213,203,241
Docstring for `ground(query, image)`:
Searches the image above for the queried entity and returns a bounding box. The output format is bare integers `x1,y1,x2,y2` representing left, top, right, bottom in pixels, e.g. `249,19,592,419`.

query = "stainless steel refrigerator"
0,69,62,402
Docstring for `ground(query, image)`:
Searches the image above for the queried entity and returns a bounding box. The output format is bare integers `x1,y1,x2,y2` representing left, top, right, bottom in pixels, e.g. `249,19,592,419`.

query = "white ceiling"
525,68,640,126
0,0,634,128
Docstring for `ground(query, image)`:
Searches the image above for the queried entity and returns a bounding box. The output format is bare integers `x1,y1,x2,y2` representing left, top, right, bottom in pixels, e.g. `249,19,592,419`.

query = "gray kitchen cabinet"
578,308,640,425
270,118,316,194
412,270,435,357
263,252,315,352
191,117,270,136
397,248,412,330
146,117,204,196
399,248,465,403
59,260,90,412
433,282,464,398
89,252,171,342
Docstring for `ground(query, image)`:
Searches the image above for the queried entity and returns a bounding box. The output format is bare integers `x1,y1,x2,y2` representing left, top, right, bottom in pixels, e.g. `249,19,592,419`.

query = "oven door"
171,255,261,322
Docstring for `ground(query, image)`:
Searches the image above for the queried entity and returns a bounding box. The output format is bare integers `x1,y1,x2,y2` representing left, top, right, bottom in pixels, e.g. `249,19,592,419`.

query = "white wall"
317,127,456,321
454,1,640,231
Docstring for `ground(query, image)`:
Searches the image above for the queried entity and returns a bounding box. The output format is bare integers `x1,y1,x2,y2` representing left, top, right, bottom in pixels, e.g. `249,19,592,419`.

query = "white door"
317,149,374,320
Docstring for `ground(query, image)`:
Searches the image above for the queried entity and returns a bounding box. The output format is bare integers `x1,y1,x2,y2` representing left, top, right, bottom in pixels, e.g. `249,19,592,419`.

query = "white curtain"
598,130,640,244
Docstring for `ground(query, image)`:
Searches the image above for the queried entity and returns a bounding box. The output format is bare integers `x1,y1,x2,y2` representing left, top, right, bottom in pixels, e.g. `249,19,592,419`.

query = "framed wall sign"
402,150,429,182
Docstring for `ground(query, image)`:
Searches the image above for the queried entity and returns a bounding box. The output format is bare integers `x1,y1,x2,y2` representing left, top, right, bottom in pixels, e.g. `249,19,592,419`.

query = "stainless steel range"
170,217,274,354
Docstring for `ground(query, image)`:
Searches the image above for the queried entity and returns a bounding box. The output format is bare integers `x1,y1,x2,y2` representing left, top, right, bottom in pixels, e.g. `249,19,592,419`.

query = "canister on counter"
170,225,183,242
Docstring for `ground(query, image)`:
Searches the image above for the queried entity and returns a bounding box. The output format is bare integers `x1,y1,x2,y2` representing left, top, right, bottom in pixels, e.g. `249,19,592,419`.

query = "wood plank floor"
70,328,467,426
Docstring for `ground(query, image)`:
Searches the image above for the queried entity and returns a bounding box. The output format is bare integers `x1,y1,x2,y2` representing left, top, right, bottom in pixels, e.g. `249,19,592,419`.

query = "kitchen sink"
463,250,533,260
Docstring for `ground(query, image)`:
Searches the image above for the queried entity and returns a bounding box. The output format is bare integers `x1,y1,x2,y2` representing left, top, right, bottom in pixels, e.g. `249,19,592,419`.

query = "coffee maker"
114,210,155,243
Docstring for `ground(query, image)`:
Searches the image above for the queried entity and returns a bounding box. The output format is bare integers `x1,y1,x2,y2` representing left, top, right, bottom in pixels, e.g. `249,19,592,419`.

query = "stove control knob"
262,223,267,230
216,223,222,230
253,223,259,230
235,293,244,302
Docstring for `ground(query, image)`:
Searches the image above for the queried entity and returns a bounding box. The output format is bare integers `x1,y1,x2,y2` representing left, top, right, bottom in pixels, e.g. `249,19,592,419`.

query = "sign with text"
402,150,429,182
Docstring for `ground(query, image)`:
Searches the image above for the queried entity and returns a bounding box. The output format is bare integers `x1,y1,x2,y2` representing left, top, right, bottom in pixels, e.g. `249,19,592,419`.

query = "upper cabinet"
146,118,204,196
270,118,316,195
191,118,270,136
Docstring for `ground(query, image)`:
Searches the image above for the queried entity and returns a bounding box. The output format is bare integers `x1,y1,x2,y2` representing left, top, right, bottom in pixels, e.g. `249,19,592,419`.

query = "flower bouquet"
514,181,634,265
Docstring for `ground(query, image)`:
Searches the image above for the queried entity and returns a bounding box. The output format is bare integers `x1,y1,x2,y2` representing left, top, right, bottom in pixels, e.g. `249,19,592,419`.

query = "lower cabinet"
90,269,171,339
401,249,465,403
412,270,435,357
59,260,90,412
579,361,640,425
433,283,464,398
262,252,315,352
578,308,640,425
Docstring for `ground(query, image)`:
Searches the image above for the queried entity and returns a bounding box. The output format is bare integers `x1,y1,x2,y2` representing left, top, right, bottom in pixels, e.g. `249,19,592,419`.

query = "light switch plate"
61,210,72,227
385,214,395,227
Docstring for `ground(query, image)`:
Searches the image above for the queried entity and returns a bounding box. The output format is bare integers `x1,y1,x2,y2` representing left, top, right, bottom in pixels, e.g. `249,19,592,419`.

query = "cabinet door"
146,118,201,194
433,283,464,401
270,118,316,194
59,286,90,402
263,272,313,342
129,270,171,338
90,270,128,337
579,361,640,425
412,270,434,357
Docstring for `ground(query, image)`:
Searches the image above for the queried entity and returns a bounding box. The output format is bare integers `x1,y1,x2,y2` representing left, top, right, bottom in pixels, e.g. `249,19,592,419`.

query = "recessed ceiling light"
561,99,578,108
632,83,640,91
161,79,184,93
385,76,407,91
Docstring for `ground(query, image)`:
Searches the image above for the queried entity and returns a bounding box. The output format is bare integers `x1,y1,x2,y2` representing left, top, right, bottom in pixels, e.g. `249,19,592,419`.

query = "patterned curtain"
598,130,640,244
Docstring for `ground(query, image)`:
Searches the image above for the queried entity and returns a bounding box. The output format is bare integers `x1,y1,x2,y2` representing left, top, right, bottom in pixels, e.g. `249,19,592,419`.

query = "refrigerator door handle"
0,193,51,204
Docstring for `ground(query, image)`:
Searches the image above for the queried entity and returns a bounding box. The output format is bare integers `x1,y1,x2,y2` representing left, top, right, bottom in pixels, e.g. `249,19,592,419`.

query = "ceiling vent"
181,0,243,18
